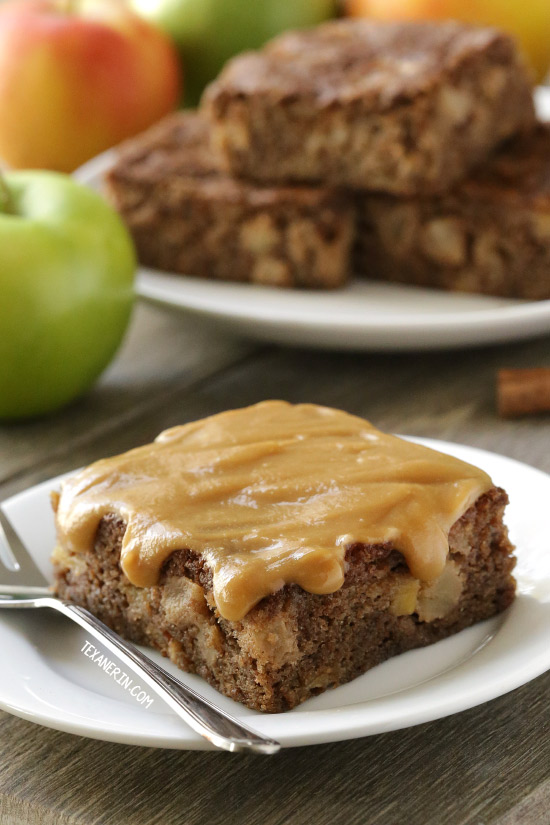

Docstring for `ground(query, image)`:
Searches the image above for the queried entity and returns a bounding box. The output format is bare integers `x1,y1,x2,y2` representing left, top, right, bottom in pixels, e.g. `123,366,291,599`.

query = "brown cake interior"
104,112,354,289
355,124,550,300
53,487,515,713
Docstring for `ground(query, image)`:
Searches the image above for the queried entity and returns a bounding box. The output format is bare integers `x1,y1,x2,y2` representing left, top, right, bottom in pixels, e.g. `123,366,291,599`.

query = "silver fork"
0,506,280,754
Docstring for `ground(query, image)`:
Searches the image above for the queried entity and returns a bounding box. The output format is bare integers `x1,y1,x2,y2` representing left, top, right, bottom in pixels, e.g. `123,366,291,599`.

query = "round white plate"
1,438,550,750
74,89,550,352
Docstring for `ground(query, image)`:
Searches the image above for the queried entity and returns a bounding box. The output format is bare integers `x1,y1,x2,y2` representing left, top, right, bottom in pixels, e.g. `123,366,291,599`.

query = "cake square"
203,19,535,195
104,112,354,289
356,123,550,299
52,402,516,712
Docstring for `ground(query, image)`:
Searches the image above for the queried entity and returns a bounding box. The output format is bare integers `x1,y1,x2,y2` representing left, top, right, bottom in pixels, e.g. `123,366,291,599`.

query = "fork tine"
0,507,50,588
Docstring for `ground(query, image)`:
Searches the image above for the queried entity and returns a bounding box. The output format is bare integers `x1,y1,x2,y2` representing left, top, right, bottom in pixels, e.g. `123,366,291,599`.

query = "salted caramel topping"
54,401,492,621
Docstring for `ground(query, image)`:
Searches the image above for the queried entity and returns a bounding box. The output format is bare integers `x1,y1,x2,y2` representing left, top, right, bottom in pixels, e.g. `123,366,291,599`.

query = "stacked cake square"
106,19,549,299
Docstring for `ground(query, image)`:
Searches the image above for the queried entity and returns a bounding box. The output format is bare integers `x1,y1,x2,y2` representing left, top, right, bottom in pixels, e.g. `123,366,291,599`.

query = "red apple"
0,0,182,172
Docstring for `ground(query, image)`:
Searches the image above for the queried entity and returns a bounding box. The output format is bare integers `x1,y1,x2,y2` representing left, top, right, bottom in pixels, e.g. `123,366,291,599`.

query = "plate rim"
136,269,550,329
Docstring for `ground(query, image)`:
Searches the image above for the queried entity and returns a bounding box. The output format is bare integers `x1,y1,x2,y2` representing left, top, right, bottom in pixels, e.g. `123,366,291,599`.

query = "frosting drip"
54,401,492,620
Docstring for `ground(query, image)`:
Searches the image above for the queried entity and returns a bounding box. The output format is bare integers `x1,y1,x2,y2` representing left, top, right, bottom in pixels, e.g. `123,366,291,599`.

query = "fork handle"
1,596,279,754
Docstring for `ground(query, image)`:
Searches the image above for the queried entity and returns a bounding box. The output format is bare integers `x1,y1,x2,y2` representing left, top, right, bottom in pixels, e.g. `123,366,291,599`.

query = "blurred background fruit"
129,0,338,106
0,0,182,172
346,0,550,82
0,170,136,420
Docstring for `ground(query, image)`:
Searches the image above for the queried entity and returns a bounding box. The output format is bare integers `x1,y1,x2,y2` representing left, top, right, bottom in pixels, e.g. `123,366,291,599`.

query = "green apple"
130,0,337,105
0,171,136,420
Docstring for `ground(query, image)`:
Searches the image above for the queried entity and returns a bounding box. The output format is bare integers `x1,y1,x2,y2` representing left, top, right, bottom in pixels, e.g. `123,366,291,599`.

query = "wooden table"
1,302,550,825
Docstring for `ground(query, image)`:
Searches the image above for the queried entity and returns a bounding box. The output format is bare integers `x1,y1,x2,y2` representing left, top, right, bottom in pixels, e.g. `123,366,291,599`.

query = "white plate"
74,88,550,352
1,438,550,750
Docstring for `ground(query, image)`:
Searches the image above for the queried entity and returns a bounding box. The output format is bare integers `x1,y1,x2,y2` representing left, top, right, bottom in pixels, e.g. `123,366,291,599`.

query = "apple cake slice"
52,402,516,712
104,112,354,289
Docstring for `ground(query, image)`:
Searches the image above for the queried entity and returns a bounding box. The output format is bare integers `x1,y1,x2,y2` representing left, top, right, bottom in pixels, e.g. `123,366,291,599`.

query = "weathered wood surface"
1,300,550,825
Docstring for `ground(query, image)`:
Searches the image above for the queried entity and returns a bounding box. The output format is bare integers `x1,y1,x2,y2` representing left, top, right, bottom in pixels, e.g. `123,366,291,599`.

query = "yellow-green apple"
0,0,182,172
0,170,136,419
129,0,337,106
346,0,550,81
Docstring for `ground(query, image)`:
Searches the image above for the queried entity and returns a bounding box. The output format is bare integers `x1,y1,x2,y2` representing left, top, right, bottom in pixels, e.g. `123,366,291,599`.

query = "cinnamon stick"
497,368,550,418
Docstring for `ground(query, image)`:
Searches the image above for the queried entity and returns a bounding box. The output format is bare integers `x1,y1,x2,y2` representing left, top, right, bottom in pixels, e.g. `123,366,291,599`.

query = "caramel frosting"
54,401,492,621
